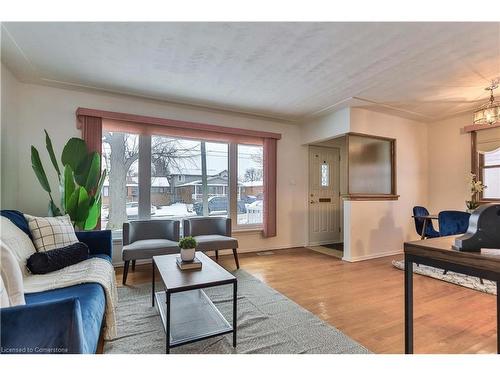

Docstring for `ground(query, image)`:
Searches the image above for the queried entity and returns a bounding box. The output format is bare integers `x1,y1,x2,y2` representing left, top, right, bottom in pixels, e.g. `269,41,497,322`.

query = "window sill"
342,194,400,201
233,227,263,234
109,227,263,244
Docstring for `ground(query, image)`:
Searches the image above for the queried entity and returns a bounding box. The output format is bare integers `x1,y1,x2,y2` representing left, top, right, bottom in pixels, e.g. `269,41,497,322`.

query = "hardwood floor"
114,247,497,354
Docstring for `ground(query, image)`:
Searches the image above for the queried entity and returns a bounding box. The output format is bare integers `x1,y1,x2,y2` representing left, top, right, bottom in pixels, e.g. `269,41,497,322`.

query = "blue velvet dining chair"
412,206,440,238
438,210,471,236
437,210,483,283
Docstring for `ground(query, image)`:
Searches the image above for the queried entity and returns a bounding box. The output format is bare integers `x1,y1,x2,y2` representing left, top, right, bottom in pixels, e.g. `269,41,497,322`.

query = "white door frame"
307,145,342,246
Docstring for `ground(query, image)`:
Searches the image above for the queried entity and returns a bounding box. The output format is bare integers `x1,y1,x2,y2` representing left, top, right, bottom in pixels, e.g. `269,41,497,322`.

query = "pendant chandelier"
473,79,500,125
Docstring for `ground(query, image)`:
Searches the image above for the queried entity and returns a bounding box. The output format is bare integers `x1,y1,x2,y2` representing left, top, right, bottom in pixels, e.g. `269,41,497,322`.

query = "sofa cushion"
25,283,105,354
0,241,26,307
1,210,32,239
122,239,179,261
0,217,37,276
194,235,238,251
27,242,90,275
25,214,78,252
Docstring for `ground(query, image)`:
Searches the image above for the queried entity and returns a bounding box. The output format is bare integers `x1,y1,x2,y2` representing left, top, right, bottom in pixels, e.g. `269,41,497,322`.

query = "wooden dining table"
412,214,439,239
404,236,500,353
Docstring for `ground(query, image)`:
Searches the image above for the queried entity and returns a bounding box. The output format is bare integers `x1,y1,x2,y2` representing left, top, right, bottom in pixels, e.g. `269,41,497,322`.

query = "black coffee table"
152,251,237,354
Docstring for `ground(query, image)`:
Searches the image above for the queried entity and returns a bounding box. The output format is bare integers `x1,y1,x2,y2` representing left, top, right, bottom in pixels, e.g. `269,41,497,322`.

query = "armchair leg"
232,248,240,269
132,260,136,271
215,250,219,261
123,261,130,285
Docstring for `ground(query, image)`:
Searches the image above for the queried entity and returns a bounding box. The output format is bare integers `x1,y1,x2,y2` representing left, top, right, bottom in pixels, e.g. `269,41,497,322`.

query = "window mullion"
229,143,238,227
138,135,151,220
200,141,209,216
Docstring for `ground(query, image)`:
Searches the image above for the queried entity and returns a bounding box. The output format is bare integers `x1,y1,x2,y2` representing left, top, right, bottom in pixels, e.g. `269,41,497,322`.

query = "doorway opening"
307,140,346,258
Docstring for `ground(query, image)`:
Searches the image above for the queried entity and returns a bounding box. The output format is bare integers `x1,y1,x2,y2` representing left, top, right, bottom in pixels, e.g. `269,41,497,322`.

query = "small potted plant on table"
179,236,197,262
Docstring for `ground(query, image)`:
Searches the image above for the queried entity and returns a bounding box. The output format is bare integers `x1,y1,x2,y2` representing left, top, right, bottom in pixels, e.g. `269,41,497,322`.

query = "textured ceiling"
2,22,500,122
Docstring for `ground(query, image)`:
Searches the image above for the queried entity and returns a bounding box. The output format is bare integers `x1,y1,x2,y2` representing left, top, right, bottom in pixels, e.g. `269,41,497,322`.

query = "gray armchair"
183,217,239,269
122,219,180,284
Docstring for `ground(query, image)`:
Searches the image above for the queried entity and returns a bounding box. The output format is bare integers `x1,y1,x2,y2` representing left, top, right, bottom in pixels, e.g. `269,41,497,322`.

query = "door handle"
310,200,316,204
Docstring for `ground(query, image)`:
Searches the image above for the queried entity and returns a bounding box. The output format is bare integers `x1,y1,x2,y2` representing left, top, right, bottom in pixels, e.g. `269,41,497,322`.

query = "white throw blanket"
23,257,118,340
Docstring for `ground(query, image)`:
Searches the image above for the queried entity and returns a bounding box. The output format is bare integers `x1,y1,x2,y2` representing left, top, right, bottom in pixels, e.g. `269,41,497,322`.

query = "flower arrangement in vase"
465,173,486,213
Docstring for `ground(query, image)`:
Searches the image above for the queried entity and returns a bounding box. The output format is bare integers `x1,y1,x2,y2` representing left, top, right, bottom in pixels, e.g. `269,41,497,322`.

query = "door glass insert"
321,162,329,187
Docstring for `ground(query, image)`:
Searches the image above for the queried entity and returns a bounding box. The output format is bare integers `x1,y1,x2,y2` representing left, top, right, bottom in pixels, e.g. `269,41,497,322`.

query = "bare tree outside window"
151,137,199,178
102,132,200,229
244,167,263,183
102,132,139,229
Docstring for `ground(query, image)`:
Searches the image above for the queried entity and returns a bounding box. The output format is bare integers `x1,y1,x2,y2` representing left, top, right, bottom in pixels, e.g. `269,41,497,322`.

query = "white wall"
427,113,472,213
301,107,429,261
345,108,429,260
0,64,308,264
1,64,19,208
300,107,350,145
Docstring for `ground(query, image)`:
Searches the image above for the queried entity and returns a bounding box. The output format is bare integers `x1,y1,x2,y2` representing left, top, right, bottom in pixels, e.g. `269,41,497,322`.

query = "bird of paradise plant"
31,130,107,230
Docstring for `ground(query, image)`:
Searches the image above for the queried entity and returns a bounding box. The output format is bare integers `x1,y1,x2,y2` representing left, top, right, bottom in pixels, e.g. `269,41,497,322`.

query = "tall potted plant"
465,173,486,213
31,130,107,230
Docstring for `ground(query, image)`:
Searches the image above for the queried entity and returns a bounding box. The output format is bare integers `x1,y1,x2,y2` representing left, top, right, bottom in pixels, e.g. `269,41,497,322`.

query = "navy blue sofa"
0,211,112,354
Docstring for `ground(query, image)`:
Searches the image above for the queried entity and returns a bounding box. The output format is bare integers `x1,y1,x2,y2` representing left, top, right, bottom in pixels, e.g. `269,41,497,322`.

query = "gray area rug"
392,259,497,295
104,269,369,354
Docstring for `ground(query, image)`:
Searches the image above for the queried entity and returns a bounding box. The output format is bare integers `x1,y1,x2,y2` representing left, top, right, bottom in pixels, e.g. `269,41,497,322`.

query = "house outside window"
237,144,264,226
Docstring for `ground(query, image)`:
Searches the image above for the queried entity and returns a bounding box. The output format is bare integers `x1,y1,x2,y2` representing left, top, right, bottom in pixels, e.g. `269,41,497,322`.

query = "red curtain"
78,115,102,229
263,137,277,237
79,115,102,155
103,119,263,145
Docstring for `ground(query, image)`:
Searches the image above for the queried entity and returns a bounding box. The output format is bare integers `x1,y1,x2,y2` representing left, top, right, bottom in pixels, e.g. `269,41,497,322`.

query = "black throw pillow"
27,242,90,275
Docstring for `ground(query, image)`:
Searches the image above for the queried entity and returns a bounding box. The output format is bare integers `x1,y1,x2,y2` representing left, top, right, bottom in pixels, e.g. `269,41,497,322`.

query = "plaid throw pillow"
24,214,78,252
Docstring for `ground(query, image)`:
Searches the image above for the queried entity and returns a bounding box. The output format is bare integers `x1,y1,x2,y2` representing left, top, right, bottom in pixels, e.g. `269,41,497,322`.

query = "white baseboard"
307,240,343,247
112,243,306,268
236,243,306,254
342,249,403,262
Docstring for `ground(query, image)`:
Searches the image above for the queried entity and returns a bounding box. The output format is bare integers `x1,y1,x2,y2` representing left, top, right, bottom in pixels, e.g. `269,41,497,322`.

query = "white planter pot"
180,248,196,262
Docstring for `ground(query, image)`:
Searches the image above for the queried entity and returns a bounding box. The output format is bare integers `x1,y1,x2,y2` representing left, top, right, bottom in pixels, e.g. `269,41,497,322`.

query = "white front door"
308,146,341,245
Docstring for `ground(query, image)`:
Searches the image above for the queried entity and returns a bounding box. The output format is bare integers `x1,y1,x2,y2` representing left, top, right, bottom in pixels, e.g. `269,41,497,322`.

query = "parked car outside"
193,196,246,216
242,195,258,204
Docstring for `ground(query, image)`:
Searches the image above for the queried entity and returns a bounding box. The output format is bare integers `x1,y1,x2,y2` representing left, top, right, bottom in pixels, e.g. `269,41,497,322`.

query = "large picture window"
77,107,279,237
101,132,263,231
